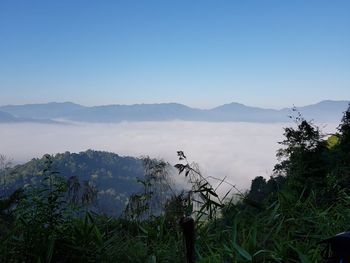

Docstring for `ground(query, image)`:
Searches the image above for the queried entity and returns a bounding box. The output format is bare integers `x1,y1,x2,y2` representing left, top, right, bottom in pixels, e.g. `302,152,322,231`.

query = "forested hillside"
0,105,350,262
0,150,145,216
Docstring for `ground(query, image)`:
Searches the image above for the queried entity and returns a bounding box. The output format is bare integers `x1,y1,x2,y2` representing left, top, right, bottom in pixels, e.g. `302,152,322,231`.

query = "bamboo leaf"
233,242,252,261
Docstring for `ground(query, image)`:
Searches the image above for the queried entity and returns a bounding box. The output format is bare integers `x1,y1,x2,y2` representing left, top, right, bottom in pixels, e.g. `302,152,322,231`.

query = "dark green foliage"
0,154,13,198
330,104,350,189
0,155,182,262
1,155,69,262
274,112,329,198
124,157,173,220
2,150,144,216
0,188,23,238
219,105,350,262
164,191,189,228
174,151,225,221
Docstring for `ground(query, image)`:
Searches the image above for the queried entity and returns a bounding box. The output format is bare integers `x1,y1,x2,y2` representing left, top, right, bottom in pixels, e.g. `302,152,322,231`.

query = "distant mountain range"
0,100,349,123
0,109,62,124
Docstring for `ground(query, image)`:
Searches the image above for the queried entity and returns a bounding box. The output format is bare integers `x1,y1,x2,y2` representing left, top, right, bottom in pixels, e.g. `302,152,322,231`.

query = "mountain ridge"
0,100,348,123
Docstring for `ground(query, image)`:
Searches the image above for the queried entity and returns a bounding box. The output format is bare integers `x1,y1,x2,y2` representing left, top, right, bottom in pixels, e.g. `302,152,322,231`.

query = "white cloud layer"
0,121,338,191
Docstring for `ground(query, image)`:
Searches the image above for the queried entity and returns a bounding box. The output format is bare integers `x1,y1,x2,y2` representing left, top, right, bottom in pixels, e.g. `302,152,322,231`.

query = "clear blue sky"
0,0,349,108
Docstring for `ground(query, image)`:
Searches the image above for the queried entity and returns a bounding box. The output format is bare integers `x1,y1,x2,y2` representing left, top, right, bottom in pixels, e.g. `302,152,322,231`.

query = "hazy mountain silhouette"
0,110,17,122
0,100,348,123
0,102,86,119
296,100,350,122
0,109,61,124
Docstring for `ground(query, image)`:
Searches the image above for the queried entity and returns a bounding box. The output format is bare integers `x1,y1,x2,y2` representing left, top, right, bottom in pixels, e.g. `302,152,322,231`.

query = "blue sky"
0,0,349,108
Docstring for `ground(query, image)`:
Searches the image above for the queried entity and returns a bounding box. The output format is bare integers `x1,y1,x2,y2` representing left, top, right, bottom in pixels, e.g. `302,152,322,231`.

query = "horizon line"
1,99,349,111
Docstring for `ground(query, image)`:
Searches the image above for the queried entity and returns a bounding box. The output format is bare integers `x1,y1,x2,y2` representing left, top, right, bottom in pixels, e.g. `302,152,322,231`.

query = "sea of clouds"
0,121,338,192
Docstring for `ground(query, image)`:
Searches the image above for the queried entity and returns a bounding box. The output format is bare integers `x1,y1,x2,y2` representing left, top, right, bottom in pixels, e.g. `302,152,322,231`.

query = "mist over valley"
0,120,338,191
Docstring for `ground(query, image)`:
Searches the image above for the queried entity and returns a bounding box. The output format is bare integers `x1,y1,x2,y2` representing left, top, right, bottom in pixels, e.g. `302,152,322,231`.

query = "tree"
0,154,13,197
246,176,268,204
274,111,329,198
330,104,350,189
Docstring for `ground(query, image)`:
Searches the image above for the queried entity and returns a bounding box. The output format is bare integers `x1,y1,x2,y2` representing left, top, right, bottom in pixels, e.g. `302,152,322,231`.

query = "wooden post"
180,216,195,263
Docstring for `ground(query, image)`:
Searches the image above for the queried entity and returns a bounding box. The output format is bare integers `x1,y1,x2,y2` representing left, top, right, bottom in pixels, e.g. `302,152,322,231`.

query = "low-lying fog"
0,121,338,191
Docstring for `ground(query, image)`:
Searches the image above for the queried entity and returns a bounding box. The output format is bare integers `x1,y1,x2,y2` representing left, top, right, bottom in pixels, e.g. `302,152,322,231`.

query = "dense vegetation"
0,150,144,216
0,105,349,262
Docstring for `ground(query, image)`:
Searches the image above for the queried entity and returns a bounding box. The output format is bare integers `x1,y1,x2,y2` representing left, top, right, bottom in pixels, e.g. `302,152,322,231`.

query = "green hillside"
1,150,144,216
